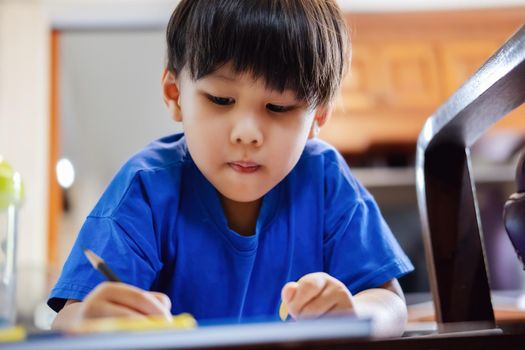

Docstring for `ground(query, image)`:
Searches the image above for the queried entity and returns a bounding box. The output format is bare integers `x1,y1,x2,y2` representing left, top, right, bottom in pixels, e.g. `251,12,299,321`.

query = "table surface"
2,316,525,350
4,292,525,350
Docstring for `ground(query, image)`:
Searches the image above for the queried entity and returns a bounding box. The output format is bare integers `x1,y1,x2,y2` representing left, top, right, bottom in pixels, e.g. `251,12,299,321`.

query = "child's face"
163,64,322,203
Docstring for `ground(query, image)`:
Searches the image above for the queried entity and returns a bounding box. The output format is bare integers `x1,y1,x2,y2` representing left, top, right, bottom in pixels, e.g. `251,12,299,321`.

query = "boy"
49,0,413,337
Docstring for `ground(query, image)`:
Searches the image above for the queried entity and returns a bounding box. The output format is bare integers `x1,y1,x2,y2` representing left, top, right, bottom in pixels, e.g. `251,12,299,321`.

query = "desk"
407,291,525,326
2,312,525,350
1,317,372,350
2,326,525,350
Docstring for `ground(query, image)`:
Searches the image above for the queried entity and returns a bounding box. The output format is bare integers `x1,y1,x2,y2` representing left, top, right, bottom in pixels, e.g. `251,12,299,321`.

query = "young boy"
49,0,413,337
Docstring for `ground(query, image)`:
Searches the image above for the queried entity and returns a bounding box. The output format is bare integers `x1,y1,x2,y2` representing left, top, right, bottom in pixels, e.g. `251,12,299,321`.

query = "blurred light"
56,158,75,189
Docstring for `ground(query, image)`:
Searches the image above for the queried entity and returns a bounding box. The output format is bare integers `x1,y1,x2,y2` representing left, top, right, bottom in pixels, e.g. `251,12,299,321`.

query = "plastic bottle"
0,157,24,327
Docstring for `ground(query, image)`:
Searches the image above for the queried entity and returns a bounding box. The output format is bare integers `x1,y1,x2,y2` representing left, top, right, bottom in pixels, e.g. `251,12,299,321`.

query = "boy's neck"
219,195,262,236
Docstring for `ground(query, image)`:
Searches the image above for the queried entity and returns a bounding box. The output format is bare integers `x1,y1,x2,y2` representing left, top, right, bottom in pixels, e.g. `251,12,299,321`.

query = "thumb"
280,282,299,320
281,282,298,304
150,292,172,319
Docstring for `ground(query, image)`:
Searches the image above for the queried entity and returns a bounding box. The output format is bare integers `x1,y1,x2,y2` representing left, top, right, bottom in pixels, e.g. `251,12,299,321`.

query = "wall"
57,30,181,264
0,0,50,320
43,0,525,30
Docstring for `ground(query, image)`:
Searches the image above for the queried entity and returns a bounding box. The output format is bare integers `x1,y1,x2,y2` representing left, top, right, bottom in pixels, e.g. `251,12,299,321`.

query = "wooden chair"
415,24,525,333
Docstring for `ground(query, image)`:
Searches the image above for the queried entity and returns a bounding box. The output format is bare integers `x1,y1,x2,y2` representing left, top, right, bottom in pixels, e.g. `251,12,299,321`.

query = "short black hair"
166,0,350,108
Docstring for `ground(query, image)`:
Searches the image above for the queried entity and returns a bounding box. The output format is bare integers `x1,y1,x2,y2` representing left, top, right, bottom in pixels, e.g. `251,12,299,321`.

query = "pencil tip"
83,248,102,268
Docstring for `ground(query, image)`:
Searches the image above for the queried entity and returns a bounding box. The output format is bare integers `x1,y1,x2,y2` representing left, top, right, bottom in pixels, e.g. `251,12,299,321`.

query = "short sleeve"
322,155,414,294
48,174,164,312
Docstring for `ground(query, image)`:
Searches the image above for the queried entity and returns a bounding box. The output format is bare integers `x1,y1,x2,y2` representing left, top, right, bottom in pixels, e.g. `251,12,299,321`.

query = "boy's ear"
308,105,332,139
161,68,183,122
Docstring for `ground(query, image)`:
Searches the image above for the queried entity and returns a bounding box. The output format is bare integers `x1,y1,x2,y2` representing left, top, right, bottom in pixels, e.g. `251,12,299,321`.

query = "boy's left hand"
281,272,354,320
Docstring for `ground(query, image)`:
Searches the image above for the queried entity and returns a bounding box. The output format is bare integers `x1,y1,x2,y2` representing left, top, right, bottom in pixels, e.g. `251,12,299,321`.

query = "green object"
0,156,24,210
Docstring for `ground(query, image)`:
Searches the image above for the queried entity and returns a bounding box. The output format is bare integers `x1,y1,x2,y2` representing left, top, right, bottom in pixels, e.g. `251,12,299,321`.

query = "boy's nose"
230,116,263,146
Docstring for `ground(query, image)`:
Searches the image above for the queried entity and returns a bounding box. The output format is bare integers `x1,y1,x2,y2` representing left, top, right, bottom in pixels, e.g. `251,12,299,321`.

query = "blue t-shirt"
48,133,413,322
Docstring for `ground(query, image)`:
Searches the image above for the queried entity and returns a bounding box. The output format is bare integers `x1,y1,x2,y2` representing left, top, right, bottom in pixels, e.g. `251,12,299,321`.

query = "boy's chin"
220,189,266,204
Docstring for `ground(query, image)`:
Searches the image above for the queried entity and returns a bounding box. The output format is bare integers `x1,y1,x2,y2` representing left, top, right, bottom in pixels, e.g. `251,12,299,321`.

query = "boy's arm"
282,274,408,338
352,279,408,338
52,300,83,330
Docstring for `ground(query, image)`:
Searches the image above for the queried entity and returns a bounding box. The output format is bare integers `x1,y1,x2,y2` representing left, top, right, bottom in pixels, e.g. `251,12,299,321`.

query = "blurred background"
1,0,525,329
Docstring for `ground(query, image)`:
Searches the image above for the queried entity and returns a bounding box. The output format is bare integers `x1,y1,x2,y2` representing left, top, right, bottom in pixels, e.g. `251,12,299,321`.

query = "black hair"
166,0,350,108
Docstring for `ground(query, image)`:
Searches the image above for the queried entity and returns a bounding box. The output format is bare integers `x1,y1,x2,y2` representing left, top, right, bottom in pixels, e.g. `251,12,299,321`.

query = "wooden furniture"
321,7,525,156
415,21,525,333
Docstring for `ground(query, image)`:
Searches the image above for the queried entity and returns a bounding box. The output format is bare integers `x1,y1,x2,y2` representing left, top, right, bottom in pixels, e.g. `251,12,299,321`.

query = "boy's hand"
281,272,354,320
79,282,172,322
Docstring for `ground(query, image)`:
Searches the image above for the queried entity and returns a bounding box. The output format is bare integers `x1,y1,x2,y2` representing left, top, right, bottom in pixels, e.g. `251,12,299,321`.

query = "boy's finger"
296,284,338,319
96,283,172,320
101,302,150,320
281,282,298,304
150,292,172,310
84,299,149,320
286,274,327,318
135,292,172,321
280,282,298,321
150,292,173,321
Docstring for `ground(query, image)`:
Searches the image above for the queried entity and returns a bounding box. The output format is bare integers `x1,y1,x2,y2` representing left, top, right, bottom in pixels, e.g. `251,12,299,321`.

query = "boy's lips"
228,161,261,173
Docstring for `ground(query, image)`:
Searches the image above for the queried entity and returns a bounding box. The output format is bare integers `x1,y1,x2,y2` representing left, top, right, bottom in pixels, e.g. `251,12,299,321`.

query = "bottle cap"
0,156,24,210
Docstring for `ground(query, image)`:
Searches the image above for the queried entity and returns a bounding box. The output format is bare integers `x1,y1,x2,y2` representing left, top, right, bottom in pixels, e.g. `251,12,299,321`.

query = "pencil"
81,247,198,329
83,248,122,282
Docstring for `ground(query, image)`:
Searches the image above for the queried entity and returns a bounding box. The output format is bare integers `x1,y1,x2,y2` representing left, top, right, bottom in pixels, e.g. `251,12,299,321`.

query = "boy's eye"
266,104,294,113
207,94,234,106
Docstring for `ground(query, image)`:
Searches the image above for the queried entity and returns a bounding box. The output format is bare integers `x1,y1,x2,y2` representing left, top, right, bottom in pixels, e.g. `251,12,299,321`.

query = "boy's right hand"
81,282,172,320
54,282,172,329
